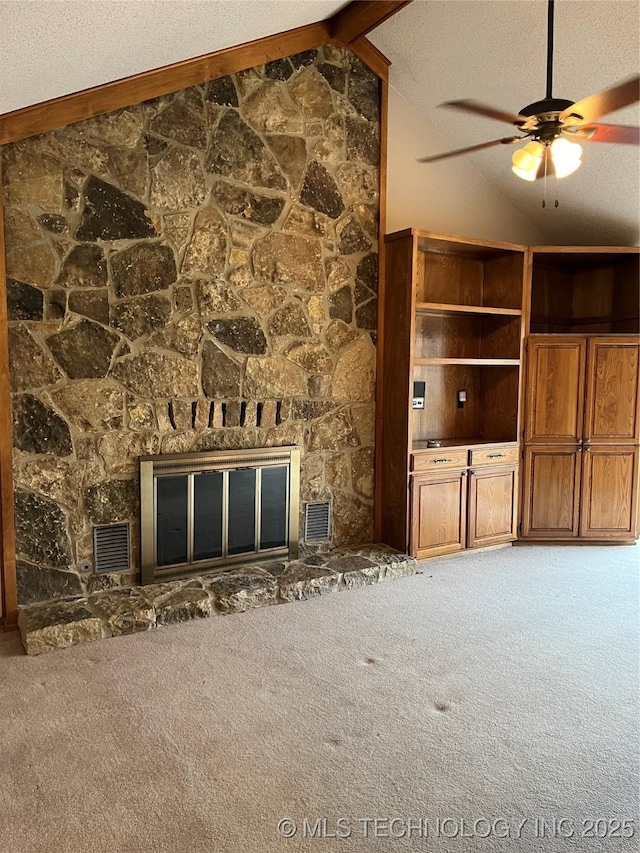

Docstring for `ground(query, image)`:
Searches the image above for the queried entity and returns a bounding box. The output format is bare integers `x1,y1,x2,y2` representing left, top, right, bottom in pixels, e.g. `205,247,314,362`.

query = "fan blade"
441,100,531,128
564,123,639,145
418,137,522,163
560,75,640,124
535,148,551,180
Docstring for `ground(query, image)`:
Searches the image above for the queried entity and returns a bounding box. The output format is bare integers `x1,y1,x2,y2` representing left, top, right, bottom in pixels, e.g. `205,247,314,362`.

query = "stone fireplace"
2,45,381,610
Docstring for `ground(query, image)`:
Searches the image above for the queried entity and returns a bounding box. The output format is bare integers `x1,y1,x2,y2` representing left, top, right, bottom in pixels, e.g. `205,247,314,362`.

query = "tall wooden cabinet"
379,230,527,559
520,243,639,543
522,335,639,541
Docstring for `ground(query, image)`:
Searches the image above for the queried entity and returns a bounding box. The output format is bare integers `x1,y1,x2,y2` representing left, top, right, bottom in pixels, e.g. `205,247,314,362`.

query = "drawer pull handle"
488,453,505,459
434,458,452,464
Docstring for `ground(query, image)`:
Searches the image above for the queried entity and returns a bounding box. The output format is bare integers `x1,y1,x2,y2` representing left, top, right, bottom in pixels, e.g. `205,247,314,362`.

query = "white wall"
386,87,546,245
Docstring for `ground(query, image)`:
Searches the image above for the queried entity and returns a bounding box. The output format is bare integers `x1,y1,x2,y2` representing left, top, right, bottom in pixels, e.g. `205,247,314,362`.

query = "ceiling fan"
419,0,640,182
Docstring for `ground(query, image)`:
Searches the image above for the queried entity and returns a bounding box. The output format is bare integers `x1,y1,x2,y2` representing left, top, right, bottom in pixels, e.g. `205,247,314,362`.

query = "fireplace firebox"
140,447,300,584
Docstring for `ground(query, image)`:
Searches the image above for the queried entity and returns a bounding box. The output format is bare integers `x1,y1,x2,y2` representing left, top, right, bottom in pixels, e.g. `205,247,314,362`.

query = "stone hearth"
18,545,417,654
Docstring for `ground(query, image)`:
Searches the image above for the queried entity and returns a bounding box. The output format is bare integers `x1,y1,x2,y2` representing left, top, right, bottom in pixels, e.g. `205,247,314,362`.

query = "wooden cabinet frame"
379,229,527,554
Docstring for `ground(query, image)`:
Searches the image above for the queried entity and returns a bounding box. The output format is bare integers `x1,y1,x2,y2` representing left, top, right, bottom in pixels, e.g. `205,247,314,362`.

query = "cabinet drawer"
469,446,519,467
411,449,468,472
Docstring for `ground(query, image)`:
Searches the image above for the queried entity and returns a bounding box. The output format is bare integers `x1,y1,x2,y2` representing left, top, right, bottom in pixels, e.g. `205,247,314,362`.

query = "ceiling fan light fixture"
420,1,639,181
550,136,582,177
511,140,544,181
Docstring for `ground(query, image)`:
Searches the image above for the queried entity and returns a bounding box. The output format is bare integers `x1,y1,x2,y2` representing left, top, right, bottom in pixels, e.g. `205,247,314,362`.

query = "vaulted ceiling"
0,0,346,112
1,0,638,245
370,0,640,245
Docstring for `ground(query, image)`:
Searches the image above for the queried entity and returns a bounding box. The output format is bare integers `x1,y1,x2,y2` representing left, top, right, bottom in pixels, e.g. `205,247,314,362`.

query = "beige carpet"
1,543,638,852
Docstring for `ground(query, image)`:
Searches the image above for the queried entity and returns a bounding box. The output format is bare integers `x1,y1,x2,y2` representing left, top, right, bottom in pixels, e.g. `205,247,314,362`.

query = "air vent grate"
94,523,130,574
304,500,332,542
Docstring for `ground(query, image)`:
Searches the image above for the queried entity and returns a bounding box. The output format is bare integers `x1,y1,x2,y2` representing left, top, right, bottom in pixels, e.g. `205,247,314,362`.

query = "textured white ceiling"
0,0,638,245
371,0,640,245
0,0,345,113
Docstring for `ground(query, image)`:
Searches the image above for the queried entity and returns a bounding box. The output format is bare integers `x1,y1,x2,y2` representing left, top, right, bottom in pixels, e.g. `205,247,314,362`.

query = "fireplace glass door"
141,447,300,583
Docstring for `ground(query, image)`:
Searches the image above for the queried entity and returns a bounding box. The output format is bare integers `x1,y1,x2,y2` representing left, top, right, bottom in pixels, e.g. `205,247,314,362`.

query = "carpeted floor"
1,543,638,852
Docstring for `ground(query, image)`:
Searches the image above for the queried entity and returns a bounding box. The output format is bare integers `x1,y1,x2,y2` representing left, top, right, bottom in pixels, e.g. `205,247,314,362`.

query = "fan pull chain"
541,151,560,208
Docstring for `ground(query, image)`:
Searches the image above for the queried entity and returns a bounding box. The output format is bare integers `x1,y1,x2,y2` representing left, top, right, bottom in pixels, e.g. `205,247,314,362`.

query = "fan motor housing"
518,97,576,119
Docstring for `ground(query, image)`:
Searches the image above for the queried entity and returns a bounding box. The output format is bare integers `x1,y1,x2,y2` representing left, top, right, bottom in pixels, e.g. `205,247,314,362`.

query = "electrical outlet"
457,389,467,409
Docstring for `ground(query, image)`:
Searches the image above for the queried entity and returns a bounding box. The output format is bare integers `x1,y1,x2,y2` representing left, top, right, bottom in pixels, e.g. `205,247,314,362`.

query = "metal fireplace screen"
140,446,300,584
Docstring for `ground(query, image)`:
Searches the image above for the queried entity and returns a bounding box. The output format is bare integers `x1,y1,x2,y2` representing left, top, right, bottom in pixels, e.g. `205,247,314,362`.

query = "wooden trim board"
374,75,389,540
331,1,412,44
0,161,18,629
529,246,640,254
338,36,390,81
385,228,527,253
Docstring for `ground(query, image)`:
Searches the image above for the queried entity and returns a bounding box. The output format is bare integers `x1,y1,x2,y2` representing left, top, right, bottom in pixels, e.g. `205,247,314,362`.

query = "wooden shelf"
416,302,522,317
415,357,520,366
530,315,639,326
413,437,518,451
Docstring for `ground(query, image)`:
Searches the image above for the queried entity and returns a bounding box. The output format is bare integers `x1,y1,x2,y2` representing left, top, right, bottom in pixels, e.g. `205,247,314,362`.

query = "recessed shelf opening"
415,246,524,311
412,364,519,445
531,252,639,334
415,312,522,361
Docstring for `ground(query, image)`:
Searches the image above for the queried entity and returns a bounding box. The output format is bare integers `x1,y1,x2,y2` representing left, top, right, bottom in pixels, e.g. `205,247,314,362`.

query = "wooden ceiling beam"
330,0,412,44
344,36,391,78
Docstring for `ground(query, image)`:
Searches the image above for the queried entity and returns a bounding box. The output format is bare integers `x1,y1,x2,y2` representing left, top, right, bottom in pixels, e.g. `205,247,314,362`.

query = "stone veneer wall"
1,46,381,606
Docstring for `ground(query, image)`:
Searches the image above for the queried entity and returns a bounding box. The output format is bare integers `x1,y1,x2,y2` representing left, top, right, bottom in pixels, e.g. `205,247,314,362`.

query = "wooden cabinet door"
410,471,467,559
580,446,639,539
521,446,582,538
584,338,640,444
524,337,587,443
468,466,518,548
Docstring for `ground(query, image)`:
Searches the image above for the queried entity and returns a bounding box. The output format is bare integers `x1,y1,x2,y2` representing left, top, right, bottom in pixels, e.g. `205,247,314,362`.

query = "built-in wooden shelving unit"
375,231,640,560
377,229,527,559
